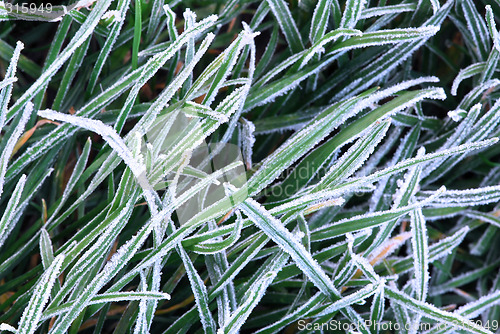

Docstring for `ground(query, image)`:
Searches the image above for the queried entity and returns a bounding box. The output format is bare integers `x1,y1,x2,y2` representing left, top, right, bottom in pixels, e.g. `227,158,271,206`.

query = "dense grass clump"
1,0,500,333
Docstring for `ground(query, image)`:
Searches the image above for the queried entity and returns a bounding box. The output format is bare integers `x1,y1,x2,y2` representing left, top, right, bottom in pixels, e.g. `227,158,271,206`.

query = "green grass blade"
17,254,64,334
179,247,216,334
265,0,304,53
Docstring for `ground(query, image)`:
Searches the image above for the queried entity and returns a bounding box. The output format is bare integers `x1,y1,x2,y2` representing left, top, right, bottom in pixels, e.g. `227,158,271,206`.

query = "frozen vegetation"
1,0,500,333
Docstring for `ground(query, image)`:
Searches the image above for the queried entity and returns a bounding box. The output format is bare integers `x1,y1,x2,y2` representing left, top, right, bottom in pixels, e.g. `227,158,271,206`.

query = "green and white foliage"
0,0,500,333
